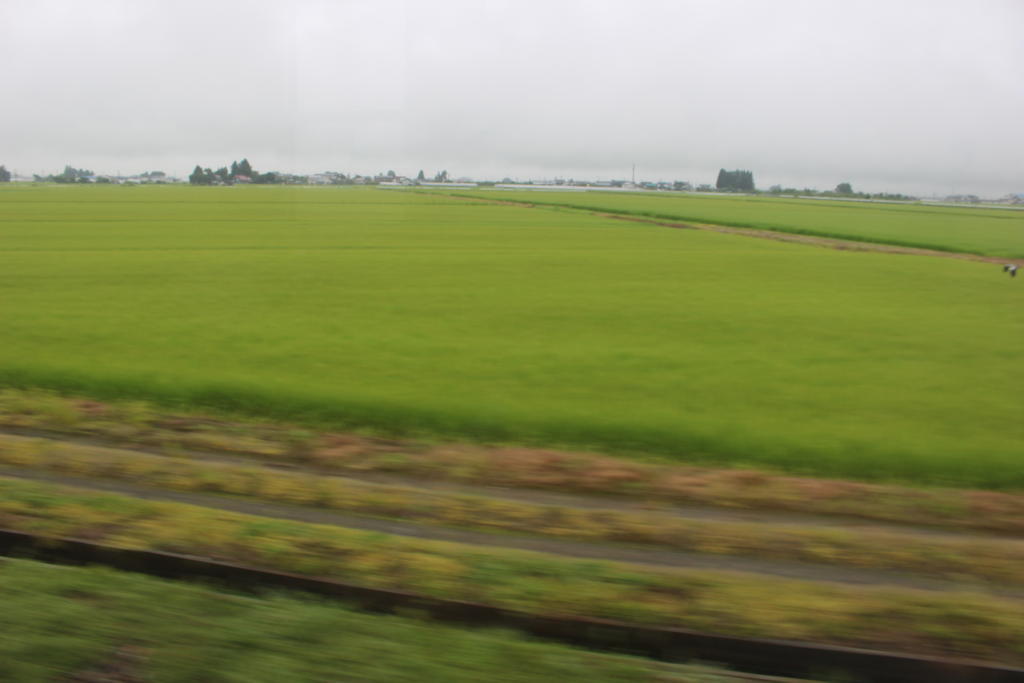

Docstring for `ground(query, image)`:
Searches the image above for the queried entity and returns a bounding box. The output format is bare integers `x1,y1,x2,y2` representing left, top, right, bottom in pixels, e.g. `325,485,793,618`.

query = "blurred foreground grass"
0,558,732,683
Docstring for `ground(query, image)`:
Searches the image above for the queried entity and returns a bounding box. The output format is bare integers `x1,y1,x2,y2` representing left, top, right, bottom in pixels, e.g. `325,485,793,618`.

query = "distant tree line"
765,182,913,201
0,165,10,182
189,158,279,185
715,169,755,192
944,194,982,204
189,158,299,185
33,165,94,183
17,166,178,184
185,161,470,186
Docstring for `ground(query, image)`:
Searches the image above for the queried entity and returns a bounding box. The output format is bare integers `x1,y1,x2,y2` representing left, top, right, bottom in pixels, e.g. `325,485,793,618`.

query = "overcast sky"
2,0,1021,196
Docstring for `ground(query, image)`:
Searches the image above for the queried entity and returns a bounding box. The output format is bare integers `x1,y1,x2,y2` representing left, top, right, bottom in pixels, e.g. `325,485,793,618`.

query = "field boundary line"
599,213,1009,264
433,190,1013,264
0,528,1020,683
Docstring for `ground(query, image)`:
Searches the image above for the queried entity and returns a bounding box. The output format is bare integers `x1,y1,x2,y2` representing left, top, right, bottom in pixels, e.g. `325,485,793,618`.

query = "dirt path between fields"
3,465,1018,598
3,429,1023,597
600,213,1013,264
0,429,1008,542
438,191,1016,265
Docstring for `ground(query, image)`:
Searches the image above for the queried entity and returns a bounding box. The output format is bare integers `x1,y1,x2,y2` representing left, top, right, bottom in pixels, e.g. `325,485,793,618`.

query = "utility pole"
632,164,636,185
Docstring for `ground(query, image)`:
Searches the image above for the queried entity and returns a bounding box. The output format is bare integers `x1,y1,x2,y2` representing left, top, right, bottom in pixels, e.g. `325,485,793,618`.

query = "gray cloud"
2,0,1021,195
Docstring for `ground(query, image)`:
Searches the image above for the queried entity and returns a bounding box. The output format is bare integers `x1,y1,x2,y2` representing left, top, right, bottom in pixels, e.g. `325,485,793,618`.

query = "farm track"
3,430,1023,596
600,213,1012,264
8,464,995,592
0,429,1012,542
439,191,1013,264
5,403,1022,540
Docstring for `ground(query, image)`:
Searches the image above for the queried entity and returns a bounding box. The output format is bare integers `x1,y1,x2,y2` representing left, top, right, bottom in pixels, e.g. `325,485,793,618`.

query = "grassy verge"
3,389,1023,535
3,435,1023,586
0,558,731,683
0,477,1022,665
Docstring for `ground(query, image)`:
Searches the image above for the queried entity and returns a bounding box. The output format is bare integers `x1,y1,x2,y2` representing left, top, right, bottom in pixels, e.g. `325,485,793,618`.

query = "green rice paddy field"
1,184,1021,487
452,189,1024,258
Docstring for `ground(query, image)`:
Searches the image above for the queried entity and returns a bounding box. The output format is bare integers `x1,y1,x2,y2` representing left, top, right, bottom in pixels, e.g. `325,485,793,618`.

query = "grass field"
450,189,1024,258
1,184,1022,487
